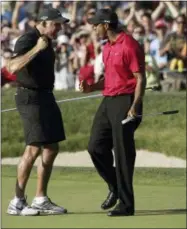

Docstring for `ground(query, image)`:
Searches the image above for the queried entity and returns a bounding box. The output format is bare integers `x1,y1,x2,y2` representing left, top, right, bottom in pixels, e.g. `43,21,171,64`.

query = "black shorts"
15,88,66,145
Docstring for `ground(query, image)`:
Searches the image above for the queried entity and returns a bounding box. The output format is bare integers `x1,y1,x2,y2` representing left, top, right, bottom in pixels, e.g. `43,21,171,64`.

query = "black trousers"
88,94,142,210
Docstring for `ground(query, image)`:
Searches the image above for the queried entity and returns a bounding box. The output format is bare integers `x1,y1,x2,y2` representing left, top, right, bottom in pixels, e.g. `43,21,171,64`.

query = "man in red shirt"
80,9,146,217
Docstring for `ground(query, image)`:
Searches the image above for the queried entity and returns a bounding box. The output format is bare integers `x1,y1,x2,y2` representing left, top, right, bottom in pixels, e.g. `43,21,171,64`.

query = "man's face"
155,27,166,36
93,23,107,40
44,21,63,39
142,16,151,30
133,27,144,42
176,16,185,32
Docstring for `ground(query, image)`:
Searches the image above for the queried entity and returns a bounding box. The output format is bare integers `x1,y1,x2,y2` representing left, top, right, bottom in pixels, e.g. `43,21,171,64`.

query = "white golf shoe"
31,196,67,215
7,197,39,216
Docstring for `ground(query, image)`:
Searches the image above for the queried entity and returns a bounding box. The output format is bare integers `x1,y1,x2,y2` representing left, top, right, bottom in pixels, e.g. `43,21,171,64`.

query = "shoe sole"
7,210,40,216
107,213,134,217
33,208,68,216
101,200,117,210
107,211,134,217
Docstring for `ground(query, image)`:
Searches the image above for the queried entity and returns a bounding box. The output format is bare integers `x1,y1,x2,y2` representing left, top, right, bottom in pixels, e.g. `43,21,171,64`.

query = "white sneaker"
31,197,67,215
7,197,39,216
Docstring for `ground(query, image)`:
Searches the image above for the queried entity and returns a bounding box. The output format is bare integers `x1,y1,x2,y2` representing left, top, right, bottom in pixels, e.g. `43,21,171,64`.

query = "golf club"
121,110,179,125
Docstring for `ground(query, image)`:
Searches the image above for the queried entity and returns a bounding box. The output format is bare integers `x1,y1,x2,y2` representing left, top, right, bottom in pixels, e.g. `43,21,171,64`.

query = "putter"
121,110,179,125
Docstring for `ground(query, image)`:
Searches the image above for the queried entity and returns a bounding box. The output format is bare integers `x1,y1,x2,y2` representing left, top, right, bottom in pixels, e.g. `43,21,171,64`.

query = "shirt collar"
34,26,42,38
115,32,125,43
107,32,125,46
34,26,52,43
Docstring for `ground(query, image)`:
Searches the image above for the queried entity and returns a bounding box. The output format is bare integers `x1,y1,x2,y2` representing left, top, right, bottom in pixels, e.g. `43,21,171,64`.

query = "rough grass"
1,88,186,158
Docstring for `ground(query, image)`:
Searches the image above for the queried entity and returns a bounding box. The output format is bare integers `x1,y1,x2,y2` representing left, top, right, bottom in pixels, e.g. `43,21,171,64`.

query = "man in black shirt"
6,8,69,216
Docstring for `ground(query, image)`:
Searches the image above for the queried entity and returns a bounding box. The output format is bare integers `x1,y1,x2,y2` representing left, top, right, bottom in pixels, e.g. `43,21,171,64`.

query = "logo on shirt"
114,52,121,56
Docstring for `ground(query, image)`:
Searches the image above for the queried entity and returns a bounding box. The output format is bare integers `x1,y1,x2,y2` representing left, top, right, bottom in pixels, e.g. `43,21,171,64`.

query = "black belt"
18,86,53,93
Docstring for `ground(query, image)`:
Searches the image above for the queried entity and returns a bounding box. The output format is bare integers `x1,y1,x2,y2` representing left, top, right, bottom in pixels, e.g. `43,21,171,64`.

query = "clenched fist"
79,80,93,93
36,36,48,51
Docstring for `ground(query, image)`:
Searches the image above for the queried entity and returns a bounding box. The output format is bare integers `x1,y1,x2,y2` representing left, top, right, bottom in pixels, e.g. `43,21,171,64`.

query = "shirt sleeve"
125,38,145,73
14,34,37,56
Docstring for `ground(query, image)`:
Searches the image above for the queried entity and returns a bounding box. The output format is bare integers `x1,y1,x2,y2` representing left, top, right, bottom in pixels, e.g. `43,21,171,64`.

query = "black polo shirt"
14,27,55,90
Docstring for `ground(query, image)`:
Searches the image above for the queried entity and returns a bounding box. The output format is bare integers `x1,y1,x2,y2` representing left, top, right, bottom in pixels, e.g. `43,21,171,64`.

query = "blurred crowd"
1,1,187,91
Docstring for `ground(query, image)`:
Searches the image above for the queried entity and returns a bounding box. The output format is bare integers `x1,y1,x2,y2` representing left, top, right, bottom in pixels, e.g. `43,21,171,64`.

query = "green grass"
1,88,186,158
1,166,186,228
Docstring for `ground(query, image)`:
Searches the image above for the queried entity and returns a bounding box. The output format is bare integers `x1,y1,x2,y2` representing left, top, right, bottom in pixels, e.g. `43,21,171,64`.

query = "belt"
18,87,53,93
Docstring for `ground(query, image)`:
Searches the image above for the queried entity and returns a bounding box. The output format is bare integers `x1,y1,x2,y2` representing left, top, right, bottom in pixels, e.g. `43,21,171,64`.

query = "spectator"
1,1,186,92
160,14,187,72
150,19,168,70
132,25,145,47
126,19,139,35
77,30,96,89
93,40,106,83
144,39,160,89
79,8,96,32
141,12,156,42
55,35,75,90
1,49,16,87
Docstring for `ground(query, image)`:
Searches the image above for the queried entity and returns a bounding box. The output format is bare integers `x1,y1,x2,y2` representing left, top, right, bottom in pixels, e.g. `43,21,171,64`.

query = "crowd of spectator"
1,1,187,91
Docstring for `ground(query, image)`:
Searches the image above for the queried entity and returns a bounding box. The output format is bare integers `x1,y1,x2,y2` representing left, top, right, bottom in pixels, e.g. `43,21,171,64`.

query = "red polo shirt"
102,32,145,96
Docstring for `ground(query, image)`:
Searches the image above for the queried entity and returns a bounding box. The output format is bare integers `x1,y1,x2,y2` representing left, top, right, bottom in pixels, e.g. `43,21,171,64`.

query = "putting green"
2,166,186,228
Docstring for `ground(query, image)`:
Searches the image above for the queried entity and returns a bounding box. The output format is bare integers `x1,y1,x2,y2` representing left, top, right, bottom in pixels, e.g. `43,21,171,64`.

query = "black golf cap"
37,7,69,23
87,9,118,25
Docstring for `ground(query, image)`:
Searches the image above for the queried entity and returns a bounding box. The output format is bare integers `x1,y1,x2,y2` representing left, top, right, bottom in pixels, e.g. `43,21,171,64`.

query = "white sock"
13,196,25,204
34,196,48,203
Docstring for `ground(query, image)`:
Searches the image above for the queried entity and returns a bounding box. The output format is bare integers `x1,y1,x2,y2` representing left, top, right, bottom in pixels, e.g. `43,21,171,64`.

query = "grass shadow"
5,209,185,217
68,208,187,216
136,208,187,216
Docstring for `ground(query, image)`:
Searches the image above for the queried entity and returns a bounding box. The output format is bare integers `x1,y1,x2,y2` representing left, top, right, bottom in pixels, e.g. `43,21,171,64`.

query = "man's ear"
42,21,46,27
104,23,109,30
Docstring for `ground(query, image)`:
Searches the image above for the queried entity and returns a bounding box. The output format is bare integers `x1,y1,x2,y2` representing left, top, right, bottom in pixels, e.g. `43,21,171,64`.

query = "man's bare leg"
16,145,41,198
7,144,41,216
36,143,58,197
31,143,67,214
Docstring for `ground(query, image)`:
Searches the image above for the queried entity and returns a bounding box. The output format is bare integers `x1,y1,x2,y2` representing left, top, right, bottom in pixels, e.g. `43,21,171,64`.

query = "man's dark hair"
108,22,118,30
108,23,126,33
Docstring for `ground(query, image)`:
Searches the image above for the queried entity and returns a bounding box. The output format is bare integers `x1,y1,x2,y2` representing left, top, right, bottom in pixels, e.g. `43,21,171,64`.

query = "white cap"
57,35,69,45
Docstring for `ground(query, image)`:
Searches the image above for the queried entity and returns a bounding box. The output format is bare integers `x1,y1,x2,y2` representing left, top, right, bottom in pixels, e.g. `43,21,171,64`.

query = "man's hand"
36,36,48,51
164,41,171,53
79,80,93,93
127,105,137,118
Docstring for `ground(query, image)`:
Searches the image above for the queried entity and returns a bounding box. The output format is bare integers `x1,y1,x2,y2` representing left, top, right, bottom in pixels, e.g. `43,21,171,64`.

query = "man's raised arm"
6,36,48,74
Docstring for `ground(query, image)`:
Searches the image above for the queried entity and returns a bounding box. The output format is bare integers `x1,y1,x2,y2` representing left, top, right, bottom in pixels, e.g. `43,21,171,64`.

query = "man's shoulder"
122,33,141,51
123,33,138,44
14,28,39,53
16,28,38,44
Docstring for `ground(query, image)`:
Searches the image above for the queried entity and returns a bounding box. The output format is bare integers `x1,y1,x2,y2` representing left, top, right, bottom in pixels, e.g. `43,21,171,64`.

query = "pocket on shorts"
27,90,40,105
15,90,29,106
